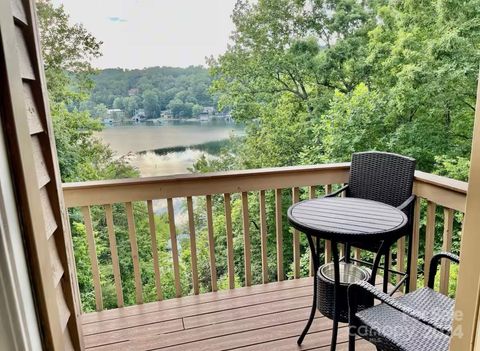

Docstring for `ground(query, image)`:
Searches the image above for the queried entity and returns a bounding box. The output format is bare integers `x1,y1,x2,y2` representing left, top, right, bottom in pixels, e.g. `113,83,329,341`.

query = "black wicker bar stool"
348,252,460,351
325,151,417,294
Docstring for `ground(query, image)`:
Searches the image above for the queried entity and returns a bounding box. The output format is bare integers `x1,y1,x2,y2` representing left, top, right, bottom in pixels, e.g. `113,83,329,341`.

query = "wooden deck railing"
62,163,467,312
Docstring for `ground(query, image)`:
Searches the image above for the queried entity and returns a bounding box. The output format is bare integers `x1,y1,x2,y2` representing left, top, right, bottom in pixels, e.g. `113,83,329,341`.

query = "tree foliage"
37,0,136,182
37,0,102,104
199,0,479,293
209,0,479,174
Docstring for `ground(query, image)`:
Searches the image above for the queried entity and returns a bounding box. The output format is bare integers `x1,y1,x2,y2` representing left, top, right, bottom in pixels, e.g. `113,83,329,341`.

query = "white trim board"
0,109,42,351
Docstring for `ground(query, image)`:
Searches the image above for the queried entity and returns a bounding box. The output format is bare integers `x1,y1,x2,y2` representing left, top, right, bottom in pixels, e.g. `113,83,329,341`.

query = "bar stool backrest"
347,151,416,209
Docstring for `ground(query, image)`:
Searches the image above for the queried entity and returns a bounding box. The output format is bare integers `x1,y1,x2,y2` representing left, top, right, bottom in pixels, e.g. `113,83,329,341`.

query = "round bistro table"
287,197,408,351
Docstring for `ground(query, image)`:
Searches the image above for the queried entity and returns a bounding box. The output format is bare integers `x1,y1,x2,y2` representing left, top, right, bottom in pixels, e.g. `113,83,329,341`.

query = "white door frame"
0,110,42,351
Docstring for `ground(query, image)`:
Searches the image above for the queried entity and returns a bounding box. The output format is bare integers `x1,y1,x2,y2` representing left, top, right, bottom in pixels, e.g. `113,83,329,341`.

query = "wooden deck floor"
81,277,376,351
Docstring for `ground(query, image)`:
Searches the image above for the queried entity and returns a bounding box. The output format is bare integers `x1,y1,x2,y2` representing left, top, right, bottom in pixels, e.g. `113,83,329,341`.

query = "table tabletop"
287,197,408,241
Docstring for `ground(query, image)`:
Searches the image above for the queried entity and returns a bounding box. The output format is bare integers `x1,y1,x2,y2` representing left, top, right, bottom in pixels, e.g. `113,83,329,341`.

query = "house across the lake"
161,109,173,118
203,106,215,115
107,108,126,121
128,88,139,96
132,109,146,122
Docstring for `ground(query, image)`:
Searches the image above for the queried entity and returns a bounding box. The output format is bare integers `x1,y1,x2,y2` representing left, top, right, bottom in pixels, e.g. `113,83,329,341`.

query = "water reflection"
127,149,218,177
97,119,243,157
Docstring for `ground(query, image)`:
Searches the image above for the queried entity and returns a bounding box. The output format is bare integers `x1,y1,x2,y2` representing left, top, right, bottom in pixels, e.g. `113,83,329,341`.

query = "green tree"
183,102,194,117
167,98,185,117
124,96,141,117
192,104,204,117
209,0,376,121
91,103,108,119
37,0,102,104
209,0,479,175
112,97,126,110
37,0,135,182
142,89,160,118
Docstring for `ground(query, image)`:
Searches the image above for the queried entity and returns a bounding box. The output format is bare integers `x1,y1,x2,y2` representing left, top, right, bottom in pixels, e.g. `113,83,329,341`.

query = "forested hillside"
83,66,214,118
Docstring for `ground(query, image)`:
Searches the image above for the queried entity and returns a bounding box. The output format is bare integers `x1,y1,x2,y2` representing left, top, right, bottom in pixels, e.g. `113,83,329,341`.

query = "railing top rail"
414,170,468,194
63,163,351,190
414,171,467,212
63,163,351,207
62,163,468,211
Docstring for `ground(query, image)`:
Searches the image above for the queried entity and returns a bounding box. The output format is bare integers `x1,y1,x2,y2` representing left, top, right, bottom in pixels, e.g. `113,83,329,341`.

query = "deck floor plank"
82,277,377,351
83,286,312,334
84,318,183,349
82,277,313,324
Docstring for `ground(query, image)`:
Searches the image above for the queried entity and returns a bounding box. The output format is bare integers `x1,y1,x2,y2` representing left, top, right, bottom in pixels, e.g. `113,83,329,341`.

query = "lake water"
97,119,243,177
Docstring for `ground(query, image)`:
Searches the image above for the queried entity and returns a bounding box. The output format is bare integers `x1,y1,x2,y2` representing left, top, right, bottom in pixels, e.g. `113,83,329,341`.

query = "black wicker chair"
348,252,460,351
326,151,416,293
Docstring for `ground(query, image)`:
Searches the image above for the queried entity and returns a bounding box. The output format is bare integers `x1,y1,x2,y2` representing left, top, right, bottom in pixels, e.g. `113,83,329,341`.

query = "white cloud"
52,0,237,69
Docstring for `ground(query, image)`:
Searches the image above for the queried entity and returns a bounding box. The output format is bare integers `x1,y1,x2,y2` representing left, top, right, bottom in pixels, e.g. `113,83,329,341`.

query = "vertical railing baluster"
275,189,284,281
354,248,361,266
241,192,252,287
409,197,421,291
187,196,199,295
147,200,162,300
167,198,181,297
224,193,235,289
424,201,436,287
105,204,124,307
292,187,300,279
259,190,269,284
440,208,454,294
81,206,103,311
125,202,143,304
206,195,217,292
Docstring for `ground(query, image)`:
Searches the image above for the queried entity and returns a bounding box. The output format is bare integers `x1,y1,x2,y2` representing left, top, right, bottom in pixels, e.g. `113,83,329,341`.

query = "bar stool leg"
330,319,339,351
370,241,390,285
297,282,317,345
348,327,356,351
297,235,320,345
330,241,340,351
345,243,351,263
348,274,358,351
383,248,390,293
405,201,415,293
405,229,414,293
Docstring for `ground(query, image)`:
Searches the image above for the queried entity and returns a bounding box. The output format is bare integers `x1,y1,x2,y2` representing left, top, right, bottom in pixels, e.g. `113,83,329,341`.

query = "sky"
52,0,237,69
